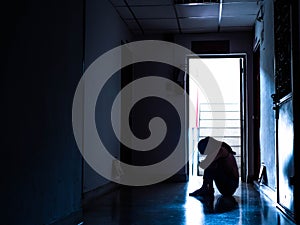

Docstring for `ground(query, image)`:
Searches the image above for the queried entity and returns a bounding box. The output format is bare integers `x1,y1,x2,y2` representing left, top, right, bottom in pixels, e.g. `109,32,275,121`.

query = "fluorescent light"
174,0,220,5
179,2,219,5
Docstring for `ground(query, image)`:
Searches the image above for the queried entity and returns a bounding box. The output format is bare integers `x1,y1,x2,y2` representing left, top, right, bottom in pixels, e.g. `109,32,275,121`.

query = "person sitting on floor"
189,136,239,197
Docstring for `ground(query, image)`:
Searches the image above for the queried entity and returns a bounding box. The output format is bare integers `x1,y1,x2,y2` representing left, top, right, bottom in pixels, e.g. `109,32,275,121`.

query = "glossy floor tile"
82,176,295,225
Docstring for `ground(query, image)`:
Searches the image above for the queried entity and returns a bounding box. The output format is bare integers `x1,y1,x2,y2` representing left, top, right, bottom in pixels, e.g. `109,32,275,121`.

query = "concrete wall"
254,0,276,191
83,0,132,192
2,0,84,224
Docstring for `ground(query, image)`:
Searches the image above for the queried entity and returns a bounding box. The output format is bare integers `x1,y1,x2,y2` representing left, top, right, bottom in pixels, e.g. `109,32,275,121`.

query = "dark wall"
127,34,188,180
255,1,299,220
130,62,182,168
254,0,276,192
1,0,84,224
292,0,299,221
83,0,132,192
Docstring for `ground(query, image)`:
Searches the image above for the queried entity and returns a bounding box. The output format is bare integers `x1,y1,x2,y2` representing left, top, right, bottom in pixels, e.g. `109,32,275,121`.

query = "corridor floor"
82,176,295,225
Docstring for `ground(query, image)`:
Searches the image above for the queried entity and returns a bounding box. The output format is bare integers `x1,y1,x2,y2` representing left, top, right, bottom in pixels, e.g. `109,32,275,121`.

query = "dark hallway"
2,0,299,225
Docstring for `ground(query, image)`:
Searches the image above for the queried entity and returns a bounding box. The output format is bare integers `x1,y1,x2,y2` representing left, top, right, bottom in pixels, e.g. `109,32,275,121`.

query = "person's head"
197,136,222,155
197,136,223,169
197,136,210,154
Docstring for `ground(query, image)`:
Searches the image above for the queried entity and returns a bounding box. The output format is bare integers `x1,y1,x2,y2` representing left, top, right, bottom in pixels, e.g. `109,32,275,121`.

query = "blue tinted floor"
82,176,295,225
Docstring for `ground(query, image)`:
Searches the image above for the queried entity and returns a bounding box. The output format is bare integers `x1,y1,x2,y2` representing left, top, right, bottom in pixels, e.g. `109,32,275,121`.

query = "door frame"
185,53,247,181
253,43,261,181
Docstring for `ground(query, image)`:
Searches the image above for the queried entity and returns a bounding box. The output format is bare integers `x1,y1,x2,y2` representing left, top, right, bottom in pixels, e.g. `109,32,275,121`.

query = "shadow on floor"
191,195,239,214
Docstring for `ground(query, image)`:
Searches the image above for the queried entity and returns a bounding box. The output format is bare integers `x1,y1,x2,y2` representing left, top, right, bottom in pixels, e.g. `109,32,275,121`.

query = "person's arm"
214,144,229,161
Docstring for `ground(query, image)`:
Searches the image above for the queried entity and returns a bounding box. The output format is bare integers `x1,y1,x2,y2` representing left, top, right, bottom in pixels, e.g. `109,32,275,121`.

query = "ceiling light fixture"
174,0,220,5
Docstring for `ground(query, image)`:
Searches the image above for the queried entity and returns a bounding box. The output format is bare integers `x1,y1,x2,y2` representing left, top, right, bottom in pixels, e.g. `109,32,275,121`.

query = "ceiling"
109,0,260,35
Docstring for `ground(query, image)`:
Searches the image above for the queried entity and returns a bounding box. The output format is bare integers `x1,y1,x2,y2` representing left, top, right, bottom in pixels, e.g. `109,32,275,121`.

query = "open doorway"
187,55,245,180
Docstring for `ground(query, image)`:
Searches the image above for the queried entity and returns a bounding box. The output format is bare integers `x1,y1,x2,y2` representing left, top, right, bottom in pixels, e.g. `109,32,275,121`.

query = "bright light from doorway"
189,57,242,177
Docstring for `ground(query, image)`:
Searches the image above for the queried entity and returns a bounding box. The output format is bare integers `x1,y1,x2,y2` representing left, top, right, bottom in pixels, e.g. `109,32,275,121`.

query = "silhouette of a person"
189,136,239,197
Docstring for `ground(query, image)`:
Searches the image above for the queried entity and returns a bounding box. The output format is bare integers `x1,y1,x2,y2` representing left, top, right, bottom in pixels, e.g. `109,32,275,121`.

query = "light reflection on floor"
81,176,295,225
184,176,205,225
184,176,241,225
